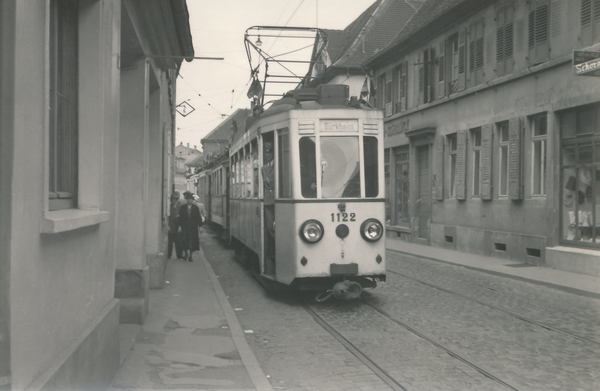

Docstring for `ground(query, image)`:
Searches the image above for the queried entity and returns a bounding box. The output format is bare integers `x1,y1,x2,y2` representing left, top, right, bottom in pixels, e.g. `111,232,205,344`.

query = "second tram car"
223,84,386,298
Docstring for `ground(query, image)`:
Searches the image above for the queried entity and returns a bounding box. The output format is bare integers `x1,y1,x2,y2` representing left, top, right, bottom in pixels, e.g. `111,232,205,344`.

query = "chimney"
187,143,189,148
194,145,197,150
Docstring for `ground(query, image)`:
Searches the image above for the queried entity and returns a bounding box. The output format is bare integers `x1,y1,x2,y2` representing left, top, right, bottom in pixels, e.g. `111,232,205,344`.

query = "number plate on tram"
330,212,356,222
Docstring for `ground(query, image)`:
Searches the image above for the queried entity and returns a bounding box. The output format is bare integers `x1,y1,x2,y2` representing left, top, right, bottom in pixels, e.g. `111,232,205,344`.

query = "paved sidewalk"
108,248,273,391
386,236,600,299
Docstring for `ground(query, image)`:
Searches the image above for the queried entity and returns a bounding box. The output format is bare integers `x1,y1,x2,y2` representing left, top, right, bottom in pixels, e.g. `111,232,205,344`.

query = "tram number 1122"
331,213,356,222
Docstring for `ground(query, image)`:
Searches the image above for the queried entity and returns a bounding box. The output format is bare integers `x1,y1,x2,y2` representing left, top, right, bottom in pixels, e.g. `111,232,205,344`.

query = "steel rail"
303,304,409,391
385,267,600,346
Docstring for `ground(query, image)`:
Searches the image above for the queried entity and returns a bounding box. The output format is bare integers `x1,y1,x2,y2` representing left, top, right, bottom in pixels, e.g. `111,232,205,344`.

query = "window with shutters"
447,33,461,94
377,74,385,111
498,122,510,197
528,0,550,65
531,115,547,196
468,19,484,87
581,0,600,47
49,0,78,211
496,4,514,76
471,128,482,196
448,134,458,198
393,62,408,113
417,48,435,104
385,79,393,116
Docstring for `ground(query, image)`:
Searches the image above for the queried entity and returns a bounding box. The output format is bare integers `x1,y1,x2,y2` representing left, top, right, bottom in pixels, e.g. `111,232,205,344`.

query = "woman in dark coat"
178,191,205,261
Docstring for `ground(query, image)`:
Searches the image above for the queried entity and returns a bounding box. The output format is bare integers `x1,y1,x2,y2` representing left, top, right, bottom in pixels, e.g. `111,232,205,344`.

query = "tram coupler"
332,280,362,300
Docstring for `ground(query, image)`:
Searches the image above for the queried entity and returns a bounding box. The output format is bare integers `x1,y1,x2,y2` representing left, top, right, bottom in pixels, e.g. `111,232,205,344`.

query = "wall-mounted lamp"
256,35,262,47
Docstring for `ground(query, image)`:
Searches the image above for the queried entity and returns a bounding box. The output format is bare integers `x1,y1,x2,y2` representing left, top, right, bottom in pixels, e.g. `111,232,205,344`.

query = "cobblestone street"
201,229,600,391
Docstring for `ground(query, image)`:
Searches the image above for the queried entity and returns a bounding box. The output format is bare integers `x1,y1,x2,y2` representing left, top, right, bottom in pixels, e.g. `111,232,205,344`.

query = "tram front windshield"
299,136,379,198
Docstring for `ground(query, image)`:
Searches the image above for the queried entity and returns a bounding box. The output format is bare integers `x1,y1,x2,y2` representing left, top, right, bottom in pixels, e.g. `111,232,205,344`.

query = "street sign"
573,50,600,76
176,101,195,117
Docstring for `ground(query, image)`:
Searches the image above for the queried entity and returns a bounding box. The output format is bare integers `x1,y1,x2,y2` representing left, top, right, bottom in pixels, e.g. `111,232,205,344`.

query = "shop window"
561,105,600,247
531,115,547,196
395,148,410,224
49,0,78,211
496,4,514,76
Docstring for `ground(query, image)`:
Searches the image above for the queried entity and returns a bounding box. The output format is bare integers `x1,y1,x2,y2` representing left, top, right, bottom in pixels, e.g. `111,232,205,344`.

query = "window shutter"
400,61,407,111
594,0,600,42
455,130,467,200
582,0,593,46
496,9,505,76
508,117,523,200
427,47,434,103
480,124,493,200
438,40,446,98
529,0,549,65
505,6,514,74
418,52,424,104
475,21,484,84
393,66,400,114
458,28,466,91
434,136,444,200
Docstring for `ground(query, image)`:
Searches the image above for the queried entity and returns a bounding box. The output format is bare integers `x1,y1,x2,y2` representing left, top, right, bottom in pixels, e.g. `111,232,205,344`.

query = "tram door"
416,145,431,239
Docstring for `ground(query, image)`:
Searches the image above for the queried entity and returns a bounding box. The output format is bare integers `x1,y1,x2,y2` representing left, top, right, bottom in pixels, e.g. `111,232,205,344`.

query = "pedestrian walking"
167,192,183,259
178,191,205,261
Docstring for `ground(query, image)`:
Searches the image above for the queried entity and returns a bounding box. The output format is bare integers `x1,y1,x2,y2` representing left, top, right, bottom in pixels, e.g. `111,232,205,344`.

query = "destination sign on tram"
321,120,358,132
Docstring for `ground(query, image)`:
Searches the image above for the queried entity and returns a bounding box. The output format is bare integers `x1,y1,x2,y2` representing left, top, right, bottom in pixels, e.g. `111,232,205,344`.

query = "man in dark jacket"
178,191,205,261
168,192,183,259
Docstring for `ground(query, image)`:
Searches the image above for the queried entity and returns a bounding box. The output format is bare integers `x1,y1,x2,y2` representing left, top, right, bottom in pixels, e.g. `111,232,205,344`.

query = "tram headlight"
299,220,324,243
360,219,383,242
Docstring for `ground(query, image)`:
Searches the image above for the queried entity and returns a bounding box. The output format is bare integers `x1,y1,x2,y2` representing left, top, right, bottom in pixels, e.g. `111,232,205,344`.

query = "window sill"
42,209,110,233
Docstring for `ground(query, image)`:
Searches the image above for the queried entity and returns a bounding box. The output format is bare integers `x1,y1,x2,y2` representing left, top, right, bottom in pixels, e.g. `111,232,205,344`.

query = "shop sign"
573,51,600,76
385,118,410,137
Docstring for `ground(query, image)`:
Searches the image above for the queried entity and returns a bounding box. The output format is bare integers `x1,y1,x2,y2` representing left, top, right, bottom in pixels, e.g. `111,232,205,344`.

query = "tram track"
386,268,600,347
303,301,521,391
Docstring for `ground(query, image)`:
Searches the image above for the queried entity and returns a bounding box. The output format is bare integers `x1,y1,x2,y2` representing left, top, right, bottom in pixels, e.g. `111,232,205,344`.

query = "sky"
175,0,377,150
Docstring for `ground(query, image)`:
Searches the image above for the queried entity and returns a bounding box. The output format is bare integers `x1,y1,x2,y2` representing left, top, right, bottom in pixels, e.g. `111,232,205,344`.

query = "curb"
197,249,274,391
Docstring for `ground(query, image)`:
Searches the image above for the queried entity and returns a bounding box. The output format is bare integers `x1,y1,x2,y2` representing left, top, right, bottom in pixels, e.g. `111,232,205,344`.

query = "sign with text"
573,51,600,76
320,120,358,132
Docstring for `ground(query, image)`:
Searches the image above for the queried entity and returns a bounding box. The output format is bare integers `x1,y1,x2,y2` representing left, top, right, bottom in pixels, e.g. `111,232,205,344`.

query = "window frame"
448,133,458,198
471,127,483,196
498,121,510,197
49,0,79,211
531,114,547,197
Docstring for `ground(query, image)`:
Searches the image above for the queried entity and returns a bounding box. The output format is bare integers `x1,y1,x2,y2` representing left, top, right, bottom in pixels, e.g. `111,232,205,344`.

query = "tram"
225,84,386,298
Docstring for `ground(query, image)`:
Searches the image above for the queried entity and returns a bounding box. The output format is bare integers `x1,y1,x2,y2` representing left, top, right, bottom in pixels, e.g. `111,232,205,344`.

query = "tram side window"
299,137,317,198
278,130,291,198
245,149,253,197
252,140,259,197
322,136,361,198
364,136,379,197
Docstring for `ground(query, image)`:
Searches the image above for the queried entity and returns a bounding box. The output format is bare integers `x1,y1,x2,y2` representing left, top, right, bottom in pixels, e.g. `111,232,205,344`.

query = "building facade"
0,0,193,389
365,0,600,275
